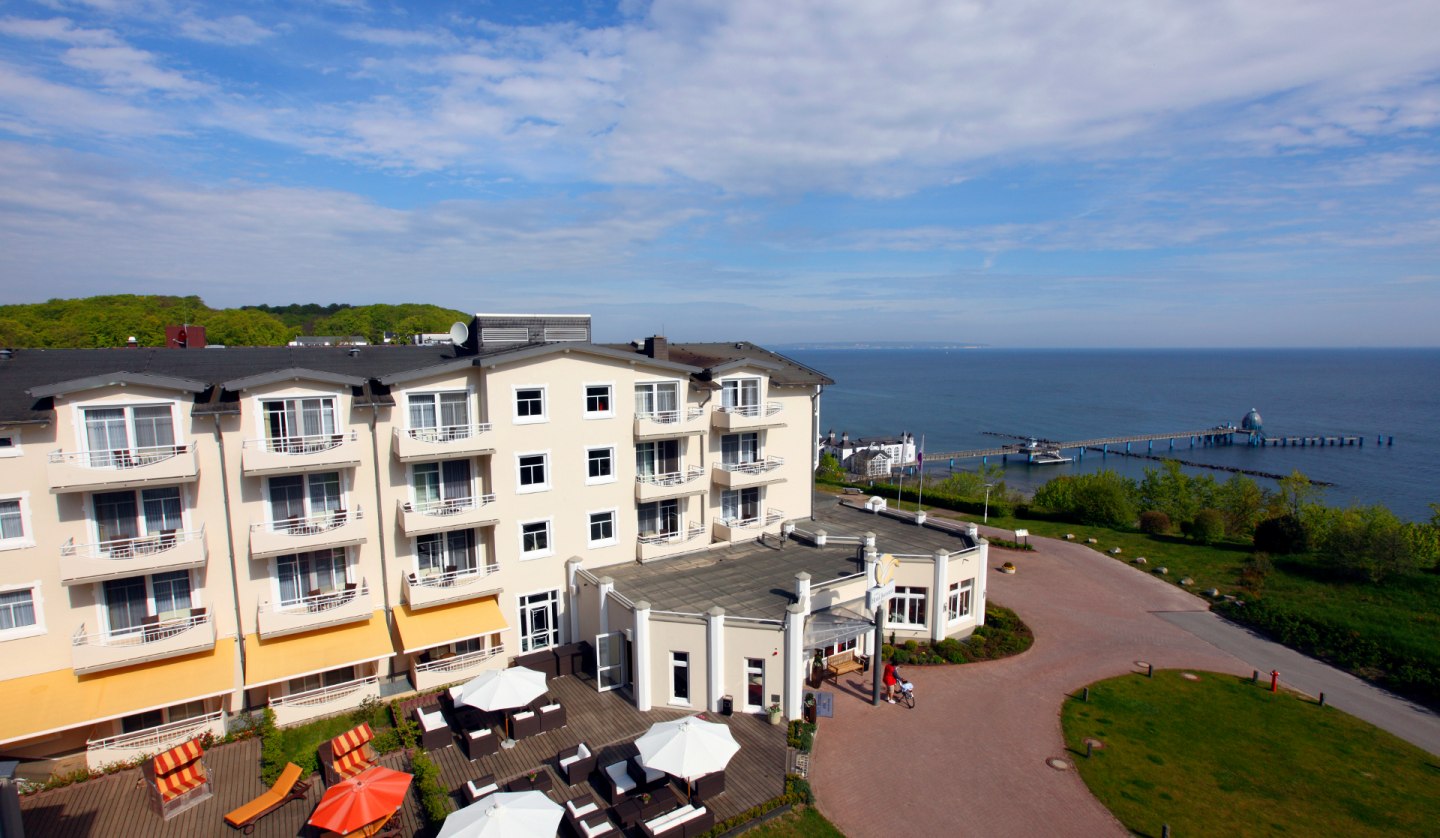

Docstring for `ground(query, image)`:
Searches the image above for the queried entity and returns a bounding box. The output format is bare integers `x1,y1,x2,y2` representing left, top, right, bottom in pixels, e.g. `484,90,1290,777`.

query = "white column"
864,549,878,587
634,600,652,712
706,607,725,713
566,559,582,644
974,542,989,628
784,603,805,721
598,576,614,638
794,572,811,613
932,549,949,642
864,531,876,550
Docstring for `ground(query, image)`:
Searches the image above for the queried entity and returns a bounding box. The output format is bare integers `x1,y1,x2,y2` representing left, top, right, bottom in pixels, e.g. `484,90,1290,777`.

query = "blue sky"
1,0,1438,347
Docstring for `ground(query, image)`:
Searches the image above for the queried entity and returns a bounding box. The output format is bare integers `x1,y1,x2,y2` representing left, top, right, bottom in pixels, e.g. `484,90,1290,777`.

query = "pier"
924,427,1254,465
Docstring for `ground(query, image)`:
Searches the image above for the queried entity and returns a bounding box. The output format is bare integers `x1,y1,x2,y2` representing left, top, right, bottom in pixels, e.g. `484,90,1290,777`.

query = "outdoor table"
506,769,554,794
612,785,678,828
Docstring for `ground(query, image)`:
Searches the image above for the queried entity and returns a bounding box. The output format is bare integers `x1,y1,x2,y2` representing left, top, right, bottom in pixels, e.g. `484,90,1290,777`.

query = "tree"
816,452,844,482
1314,505,1419,583
1214,474,1266,537
1138,510,1171,535
1254,514,1308,555
1034,470,1137,527
1138,461,1213,525
1188,508,1225,545
1271,470,1323,519
199,309,290,346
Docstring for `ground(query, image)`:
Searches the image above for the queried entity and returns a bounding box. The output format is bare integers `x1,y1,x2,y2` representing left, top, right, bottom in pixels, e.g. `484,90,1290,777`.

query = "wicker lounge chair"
556,742,596,785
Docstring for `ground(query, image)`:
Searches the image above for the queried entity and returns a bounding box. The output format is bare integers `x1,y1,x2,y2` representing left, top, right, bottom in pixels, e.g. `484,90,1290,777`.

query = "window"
720,433,760,466
744,658,764,712
586,447,615,484
413,460,473,511
825,637,858,657
0,432,19,457
287,666,356,696
670,651,690,704
519,590,559,652
93,487,182,548
82,404,177,465
516,453,549,493
0,497,29,548
260,397,337,451
276,549,348,606
584,384,613,418
636,440,680,481
408,392,470,440
638,499,679,538
588,510,617,547
102,571,194,634
416,529,478,577
948,579,974,623
634,381,680,420
520,520,552,558
721,487,760,524
720,378,760,412
268,472,343,528
887,586,928,628
513,387,546,423
0,587,39,635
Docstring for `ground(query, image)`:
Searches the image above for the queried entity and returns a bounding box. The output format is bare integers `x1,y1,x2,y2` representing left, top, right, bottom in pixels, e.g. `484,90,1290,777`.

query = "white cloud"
178,14,273,46
62,44,210,95
0,16,117,45
0,60,171,135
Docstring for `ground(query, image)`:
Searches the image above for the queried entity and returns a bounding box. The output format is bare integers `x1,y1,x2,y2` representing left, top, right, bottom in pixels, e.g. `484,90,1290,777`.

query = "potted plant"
766,703,782,725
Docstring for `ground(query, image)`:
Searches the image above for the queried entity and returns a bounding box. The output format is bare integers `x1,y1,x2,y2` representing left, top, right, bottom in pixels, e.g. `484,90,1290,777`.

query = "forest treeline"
0,295,469,348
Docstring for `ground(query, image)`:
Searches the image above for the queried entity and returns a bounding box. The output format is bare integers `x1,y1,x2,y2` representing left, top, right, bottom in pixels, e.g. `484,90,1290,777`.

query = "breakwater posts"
1266,436,1366,447
1075,446,1336,486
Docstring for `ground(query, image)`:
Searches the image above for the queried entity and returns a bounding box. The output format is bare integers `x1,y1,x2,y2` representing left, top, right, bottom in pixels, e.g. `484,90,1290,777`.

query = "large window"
0,498,27,546
519,590,559,652
638,499,679,538
948,579,974,623
636,440,680,480
670,651,690,704
584,384,613,418
517,453,549,493
887,586,928,628
102,571,194,633
416,529,478,577
586,447,615,484
268,472,342,528
261,397,336,451
634,381,680,419
745,658,764,712
520,520,552,558
720,433,760,466
287,666,357,696
276,549,348,606
413,460,473,511
93,487,182,547
514,387,546,423
588,510,617,547
83,405,177,465
721,487,760,524
720,378,760,411
408,391,470,440
0,588,38,633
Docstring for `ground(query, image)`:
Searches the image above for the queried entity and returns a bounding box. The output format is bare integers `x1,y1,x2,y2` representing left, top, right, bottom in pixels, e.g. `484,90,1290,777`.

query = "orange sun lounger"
223,762,311,833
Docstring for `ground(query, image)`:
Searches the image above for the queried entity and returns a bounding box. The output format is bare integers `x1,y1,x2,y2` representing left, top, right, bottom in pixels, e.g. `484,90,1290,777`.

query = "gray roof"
601,341,834,388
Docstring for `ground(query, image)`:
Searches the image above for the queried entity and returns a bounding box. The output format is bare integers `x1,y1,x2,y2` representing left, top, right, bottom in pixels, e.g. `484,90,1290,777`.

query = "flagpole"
916,434,926,512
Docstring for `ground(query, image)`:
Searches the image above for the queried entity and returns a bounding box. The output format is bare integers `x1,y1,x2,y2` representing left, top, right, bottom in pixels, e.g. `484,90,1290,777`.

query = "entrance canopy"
804,604,873,650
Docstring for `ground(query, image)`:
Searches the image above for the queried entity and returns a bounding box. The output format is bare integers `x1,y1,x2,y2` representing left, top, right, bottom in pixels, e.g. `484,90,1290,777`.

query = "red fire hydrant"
1270,670,1280,693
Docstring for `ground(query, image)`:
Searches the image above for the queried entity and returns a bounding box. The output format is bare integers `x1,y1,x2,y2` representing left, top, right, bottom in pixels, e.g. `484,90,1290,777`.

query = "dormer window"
720,379,760,412
82,405,176,467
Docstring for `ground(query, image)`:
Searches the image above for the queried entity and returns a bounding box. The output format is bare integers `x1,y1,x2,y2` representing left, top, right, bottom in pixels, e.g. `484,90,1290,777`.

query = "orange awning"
243,617,394,688
391,596,506,654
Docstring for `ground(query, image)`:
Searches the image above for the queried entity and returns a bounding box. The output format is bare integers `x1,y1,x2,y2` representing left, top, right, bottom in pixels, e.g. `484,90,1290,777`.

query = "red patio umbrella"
308,765,413,836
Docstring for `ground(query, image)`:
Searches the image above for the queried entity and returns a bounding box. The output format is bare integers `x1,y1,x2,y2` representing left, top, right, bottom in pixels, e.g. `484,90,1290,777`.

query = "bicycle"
887,668,915,709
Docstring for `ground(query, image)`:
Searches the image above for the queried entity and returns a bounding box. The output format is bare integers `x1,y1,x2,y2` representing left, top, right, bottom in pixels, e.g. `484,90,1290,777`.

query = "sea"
785,348,1440,523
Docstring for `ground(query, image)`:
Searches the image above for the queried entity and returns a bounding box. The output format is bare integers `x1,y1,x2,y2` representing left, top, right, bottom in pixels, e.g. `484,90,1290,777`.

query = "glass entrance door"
596,631,627,692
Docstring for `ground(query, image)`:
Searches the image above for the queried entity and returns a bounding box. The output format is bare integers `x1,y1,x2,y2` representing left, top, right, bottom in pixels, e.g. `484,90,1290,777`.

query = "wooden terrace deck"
19,673,788,837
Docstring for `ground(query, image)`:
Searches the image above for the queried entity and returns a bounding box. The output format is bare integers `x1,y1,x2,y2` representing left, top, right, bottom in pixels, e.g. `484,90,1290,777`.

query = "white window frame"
948,579,974,624
669,651,691,706
405,390,472,434
512,385,548,425
634,380,682,420
887,586,928,629
583,382,615,419
585,446,616,485
0,492,34,551
77,400,185,459
256,394,339,447
515,451,550,494
0,582,44,641
720,377,762,410
743,657,765,713
0,431,20,458
518,589,561,652
519,518,553,559
587,508,618,548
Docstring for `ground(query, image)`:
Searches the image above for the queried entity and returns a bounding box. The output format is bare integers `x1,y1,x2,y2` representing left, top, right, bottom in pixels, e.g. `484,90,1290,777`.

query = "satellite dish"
448,321,470,345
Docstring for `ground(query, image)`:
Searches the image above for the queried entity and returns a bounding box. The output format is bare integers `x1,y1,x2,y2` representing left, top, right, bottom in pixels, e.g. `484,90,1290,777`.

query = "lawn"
1061,670,1440,837
739,805,845,837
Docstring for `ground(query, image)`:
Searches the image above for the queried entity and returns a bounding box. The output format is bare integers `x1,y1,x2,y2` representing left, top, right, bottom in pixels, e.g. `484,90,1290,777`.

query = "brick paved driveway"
806,508,1250,838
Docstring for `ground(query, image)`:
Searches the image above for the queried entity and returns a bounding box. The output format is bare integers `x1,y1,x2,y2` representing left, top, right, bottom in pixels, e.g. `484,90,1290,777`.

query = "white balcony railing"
408,563,500,590
402,423,492,444
636,466,705,487
87,710,223,752
402,495,496,518
716,456,784,475
766,507,785,525
242,431,357,455
636,407,704,425
72,611,211,649
717,402,782,419
62,528,205,561
414,644,506,676
269,675,379,709
48,444,192,470
638,522,706,545
262,579,368,618
250,506,362,537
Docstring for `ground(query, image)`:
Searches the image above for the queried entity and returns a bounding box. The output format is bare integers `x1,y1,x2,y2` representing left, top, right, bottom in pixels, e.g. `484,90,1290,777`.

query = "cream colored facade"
0,316,828,771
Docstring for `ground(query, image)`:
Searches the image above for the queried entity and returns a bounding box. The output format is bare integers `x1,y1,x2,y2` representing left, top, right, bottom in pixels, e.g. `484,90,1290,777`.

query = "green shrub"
786,721,816,752
1255,514,1308,554
1139,510,1171,535
410,750,450,825
1190,508,1225,545
258,709,287,785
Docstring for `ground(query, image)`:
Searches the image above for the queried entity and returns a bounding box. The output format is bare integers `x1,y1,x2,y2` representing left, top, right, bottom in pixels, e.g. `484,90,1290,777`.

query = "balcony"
85,709,225,771
635,466,707,502
412,644,506,692
635,407,706,439
72,610,216,674
403,564,502,610
240,431,362,477
712,508,785,543
46,445,199,494
269,674,380,727
256,579,374,639
392,424,495,462
711,402,785,432
397,496,499,537
712,456,785,489
249,506,366,559
60,527,208,586
637,522,708,562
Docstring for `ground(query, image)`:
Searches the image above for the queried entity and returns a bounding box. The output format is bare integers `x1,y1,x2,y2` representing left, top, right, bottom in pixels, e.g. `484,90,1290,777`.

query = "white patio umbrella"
635,715,741,783
455,666,548,744
435,790,563,838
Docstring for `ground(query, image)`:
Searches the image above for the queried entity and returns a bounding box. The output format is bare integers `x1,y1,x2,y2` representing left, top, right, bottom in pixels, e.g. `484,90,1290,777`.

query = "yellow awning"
392,596,507,654
243,616,394,688
0,639,236,745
